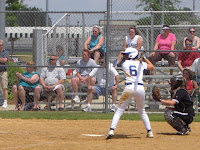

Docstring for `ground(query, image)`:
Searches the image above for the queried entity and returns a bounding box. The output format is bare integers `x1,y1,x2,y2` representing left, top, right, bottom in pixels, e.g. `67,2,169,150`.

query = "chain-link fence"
0,0,200,112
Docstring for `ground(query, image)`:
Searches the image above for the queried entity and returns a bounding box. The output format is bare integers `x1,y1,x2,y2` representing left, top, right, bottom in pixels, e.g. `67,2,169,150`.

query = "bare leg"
87,86,95,105
2,88,8,101
56,87,64,108
33,86,41,109
12,85,19,110
71,77,80,94
18,86,26,111
111,88,117,105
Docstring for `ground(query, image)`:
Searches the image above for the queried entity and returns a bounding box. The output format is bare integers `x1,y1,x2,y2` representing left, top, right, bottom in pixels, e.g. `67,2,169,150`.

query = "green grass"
0,111,200,122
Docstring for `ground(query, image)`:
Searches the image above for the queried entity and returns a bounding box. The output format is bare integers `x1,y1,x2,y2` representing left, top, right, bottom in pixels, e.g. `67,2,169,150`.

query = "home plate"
82,134,105,137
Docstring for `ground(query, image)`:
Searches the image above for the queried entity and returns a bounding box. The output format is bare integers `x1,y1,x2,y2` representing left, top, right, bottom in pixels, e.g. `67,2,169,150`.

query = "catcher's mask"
170,75,185,90
122,47,138,60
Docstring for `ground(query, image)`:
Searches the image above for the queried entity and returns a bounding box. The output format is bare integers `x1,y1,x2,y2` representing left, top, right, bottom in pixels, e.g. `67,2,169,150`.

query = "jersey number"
129,66,137,76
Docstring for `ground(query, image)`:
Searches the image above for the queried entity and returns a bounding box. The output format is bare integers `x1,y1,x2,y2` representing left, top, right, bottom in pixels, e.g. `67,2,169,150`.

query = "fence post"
33,29,47,73
150,12,154,52
0,0,5,41
105,0,111,113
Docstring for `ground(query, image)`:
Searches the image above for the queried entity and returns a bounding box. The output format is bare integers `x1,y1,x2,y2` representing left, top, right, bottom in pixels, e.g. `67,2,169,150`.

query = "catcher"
152,75,195,135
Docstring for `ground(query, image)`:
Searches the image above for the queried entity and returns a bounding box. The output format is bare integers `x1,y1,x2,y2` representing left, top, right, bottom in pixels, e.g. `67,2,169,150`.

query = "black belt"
125,83,143,85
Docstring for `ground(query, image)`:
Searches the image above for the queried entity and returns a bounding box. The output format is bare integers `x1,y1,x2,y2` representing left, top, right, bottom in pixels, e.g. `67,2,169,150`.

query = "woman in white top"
115,27,143,67
183,27,200,50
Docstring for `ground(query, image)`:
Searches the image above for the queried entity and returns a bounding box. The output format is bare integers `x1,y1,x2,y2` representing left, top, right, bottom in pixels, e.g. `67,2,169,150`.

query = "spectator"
12,61,41,111
183,27,200,50
191,57,200,85
40,55,66,110
84,25,105,62
149,24,177,75
182,68,198,96
177,39,200,72
83,57,119,112
0,40,9,108
115,27,144,67
56,45,66,66
71,49,97,103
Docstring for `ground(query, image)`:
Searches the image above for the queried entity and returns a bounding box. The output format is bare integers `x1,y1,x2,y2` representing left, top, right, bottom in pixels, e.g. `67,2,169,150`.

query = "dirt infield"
0,119,200,150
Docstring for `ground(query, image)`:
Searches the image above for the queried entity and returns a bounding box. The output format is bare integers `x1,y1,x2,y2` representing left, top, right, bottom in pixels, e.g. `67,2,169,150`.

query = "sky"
22,0,200,12
23,0,107,11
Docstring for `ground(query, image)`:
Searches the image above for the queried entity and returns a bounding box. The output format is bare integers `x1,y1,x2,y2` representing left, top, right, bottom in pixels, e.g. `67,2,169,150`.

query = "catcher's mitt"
152,86,161,102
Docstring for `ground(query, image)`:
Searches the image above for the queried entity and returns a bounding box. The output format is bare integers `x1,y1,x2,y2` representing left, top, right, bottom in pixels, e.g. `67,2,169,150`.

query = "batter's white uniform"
109,59,152,131
125,35,144,51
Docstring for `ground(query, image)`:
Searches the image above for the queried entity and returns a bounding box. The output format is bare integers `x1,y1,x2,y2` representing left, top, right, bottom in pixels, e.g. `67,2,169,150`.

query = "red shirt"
186,80,194,95
178,48,200,68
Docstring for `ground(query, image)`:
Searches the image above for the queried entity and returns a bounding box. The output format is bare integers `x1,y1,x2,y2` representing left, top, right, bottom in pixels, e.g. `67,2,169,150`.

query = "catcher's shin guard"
164,109,186,132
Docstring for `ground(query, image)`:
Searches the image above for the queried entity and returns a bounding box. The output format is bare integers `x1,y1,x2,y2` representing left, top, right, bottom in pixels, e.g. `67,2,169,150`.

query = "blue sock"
147,130,151,133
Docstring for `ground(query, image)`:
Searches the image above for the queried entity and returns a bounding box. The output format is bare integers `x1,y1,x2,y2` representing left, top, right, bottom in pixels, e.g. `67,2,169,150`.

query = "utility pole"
161,0,165,25
0,0,5,41
193,0,195,11
46,0,49,26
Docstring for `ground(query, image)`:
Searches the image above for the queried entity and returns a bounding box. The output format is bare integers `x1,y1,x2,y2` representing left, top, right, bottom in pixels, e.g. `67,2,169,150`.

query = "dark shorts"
18,86,34,104
149,53,176,66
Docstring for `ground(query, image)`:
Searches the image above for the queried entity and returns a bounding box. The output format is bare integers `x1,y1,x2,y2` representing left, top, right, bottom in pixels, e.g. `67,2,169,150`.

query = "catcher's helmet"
122,47,138,59
170,75,185,90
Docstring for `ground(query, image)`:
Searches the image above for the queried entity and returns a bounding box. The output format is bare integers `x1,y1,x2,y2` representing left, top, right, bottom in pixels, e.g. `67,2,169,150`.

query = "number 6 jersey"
122,60,147,85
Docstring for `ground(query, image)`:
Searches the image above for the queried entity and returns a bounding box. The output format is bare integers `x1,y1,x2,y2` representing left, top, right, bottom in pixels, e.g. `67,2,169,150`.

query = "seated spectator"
40,55,66,110
115,27,144,67
149,24,176,75
71,49,97,103
83,57,119,112
84,25,105,62
12,61,41,111
177,39,200,72
183,27,200,50
191,57,200,85
56,45,66,66
183,68,198,96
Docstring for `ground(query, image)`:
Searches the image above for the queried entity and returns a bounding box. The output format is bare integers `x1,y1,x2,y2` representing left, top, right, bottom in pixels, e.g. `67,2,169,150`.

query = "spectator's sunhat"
162,24,170,30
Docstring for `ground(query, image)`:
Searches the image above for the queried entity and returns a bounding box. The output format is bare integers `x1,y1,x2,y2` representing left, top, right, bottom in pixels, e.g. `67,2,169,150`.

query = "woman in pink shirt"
149,24,177,75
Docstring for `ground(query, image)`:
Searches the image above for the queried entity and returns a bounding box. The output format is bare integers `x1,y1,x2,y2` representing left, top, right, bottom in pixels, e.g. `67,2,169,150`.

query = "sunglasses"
190,31,195,33
99,61,104,64
49,59,56,61
185,44,192,46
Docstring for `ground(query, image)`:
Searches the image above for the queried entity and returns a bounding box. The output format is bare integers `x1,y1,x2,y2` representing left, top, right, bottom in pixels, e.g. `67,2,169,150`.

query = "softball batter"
106,47,154,139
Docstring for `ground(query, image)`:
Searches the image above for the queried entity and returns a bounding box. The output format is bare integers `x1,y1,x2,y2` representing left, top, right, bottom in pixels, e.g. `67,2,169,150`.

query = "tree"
136,0,181,25
136,0,200,26
136,0,180,11
6,0,51,27
5,0,52,57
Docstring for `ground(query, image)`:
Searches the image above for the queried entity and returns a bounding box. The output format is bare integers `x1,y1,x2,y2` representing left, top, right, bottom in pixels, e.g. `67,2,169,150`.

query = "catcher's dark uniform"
172,88,194,125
